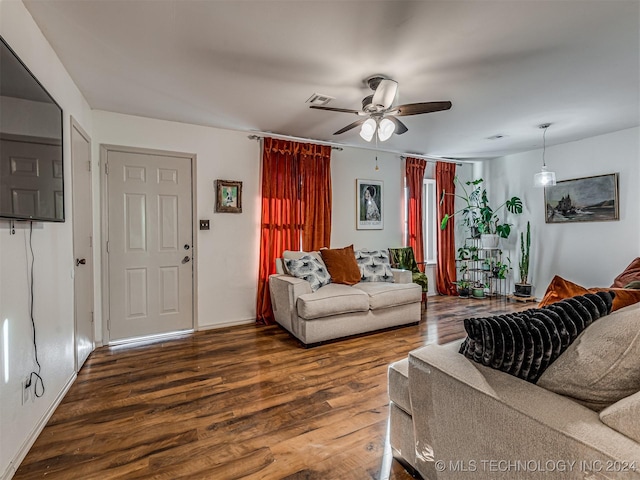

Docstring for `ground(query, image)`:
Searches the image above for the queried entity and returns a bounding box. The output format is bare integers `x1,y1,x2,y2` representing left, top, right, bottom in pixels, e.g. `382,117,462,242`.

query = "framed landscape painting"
544,173,619,224
356,179,383,230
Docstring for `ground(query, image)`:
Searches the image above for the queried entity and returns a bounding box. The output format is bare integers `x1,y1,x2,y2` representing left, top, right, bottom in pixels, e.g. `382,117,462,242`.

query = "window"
423,179,437,264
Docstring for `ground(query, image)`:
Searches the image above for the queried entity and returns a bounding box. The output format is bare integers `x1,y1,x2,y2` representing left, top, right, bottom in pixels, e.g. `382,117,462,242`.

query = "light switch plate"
199,219,210,230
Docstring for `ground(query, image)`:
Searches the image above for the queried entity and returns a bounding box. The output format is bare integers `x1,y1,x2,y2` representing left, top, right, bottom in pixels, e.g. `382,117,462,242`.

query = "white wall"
330,148,404,251
92,111,263,333
0,1,93,478
487,127,640,295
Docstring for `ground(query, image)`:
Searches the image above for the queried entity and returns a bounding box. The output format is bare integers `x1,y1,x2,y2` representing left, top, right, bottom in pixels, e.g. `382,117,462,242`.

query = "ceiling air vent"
306,93,334,106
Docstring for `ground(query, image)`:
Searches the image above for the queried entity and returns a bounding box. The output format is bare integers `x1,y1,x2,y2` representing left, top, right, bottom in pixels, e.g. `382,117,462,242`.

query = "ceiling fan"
310,75,452,142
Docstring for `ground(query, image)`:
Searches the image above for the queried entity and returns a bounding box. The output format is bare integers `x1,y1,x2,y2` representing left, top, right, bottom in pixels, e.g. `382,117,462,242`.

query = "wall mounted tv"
0,35,64,222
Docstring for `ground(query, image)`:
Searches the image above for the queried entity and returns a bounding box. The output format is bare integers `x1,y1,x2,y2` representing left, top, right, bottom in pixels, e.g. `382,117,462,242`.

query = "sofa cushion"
599,390,640,443
388,358,411,414
459,292,614,383
354,249,395,283
296,283,369,320
284,255,331,292
320,245,361,285
355,282,421,310
539,275,640,312
611,257,640,288
282,250,325,271
537,301,640,411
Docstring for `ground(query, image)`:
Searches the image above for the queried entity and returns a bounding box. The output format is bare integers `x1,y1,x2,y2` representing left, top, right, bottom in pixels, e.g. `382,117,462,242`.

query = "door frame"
100,144,198,344
70,117,94,370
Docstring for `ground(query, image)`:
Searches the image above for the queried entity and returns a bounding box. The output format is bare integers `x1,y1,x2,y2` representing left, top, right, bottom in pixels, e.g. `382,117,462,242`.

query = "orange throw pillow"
611,257,640,288
539,275,640,312
320,245,361,285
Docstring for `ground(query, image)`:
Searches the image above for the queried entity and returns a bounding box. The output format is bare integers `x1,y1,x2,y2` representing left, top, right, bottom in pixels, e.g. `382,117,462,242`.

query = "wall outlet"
22,378,30,405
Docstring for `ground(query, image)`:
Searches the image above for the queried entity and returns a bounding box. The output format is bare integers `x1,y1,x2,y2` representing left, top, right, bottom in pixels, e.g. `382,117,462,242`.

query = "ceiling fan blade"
372,79,398,109
387,116,408,135
310,105,361,115
395,101,452,116
333,118,367,135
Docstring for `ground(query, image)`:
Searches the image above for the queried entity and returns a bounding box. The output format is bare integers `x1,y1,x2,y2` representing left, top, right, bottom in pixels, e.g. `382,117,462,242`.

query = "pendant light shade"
534,123,556,188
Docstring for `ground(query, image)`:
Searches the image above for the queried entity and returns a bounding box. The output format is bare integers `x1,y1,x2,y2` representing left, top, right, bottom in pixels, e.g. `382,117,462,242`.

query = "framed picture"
215,179,242,213
544,173,619,224
356,179,383,230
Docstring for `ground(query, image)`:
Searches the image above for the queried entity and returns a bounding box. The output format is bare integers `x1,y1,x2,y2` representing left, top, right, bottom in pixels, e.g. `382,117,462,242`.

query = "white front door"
71,118,94,370
105,147,194,342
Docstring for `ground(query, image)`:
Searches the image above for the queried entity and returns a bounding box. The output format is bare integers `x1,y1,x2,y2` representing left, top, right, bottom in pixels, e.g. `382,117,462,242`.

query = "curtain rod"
247,131,465,165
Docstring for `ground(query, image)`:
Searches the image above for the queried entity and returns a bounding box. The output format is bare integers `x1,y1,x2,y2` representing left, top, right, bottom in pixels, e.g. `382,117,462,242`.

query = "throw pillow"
459,292,615,383
320,245,361,285
284,255,331,292
537,301,640,412
282,250,325,275
354,249,395,283
611,257,640,288
599,391,640,443
625,280,640,289
539,275,640,312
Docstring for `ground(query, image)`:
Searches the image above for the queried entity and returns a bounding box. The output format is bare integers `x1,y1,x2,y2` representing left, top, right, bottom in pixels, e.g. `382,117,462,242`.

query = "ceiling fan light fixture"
534,123,556,188
360,118,376,142
378,118,395,141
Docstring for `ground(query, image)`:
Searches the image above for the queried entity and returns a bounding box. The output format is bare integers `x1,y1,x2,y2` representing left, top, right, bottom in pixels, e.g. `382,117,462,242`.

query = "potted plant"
471,282,487,299
457,279,470,298
492,256,512,280
514,221,532,297
440,178,523,247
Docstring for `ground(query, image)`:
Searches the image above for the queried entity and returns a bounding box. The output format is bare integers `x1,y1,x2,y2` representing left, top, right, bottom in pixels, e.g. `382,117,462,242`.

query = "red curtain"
405,157,427,271
256,138,332,325
300,144,332,251
435,161,459,295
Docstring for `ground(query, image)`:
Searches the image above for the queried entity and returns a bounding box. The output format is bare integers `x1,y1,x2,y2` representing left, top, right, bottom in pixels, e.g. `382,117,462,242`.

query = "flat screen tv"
0,35,64,222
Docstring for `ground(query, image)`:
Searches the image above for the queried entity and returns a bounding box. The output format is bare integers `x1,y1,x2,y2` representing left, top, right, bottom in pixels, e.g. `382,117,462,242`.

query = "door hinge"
88,160,92,172
91,311,94,324
107,317,110,330
106,240,109,253
89,235,93,248
105,162,109,175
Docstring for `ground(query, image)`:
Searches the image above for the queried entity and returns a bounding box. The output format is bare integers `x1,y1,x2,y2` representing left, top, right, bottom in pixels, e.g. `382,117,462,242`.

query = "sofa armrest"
391,268,412,284
408,342,640,479
268,274,311,332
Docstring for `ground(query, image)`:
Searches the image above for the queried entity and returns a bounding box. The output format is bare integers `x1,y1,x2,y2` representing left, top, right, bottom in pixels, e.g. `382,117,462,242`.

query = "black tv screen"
0,35,64,222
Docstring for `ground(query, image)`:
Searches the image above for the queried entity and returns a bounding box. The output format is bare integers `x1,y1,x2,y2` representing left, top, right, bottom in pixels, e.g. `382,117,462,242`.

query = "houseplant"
514,221,532,297
440,177,523,246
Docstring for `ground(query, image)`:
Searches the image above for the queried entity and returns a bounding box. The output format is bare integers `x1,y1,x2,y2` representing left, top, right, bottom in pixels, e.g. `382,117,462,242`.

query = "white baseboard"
1,372,77,480
197,317,255,331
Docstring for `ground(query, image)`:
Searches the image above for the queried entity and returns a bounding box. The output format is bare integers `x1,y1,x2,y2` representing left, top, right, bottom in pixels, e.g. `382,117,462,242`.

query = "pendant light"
533,123,556,187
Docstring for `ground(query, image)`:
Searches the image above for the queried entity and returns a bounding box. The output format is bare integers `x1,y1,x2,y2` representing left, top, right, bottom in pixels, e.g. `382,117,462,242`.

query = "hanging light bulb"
360,118,376,142
533,123,556,188
377,118,395,141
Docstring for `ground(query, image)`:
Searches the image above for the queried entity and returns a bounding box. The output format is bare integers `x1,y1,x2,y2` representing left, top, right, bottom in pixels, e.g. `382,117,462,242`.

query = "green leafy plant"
493,256,512,280
519,221,531,284
440,177,523,239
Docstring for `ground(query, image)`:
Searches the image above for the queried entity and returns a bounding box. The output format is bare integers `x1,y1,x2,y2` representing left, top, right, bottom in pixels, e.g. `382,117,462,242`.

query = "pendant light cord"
542,126,548,167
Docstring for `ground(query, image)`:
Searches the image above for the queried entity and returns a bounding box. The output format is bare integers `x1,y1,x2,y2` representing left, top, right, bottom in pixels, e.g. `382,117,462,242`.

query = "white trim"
1,373,77,480
423,179,438,265
197,318,256,331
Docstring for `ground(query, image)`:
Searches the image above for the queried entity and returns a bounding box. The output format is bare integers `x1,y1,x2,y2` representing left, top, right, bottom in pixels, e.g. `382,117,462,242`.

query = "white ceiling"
23,0,640,159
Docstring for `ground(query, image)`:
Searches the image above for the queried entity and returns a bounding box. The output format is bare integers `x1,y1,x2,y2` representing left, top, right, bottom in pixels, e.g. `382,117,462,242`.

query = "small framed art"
215,180,242,213
356,179,383,230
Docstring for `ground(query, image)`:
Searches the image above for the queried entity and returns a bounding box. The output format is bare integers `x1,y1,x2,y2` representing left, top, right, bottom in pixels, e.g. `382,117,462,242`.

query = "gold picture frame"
215,179,242,213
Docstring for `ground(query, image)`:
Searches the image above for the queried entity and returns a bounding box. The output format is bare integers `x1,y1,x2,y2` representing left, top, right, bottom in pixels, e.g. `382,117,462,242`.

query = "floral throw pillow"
354,250,395,283
284,255,331,292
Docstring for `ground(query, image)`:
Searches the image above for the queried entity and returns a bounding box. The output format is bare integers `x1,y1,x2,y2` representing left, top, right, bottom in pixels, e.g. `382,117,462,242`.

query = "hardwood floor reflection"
15,295,534,480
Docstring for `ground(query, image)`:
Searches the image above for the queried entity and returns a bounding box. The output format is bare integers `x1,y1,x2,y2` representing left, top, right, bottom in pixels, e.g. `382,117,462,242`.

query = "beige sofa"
269,255,421,346
389,310,640,479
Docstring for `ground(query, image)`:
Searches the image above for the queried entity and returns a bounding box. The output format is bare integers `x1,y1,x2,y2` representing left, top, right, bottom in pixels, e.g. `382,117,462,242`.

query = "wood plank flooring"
15,295,534,480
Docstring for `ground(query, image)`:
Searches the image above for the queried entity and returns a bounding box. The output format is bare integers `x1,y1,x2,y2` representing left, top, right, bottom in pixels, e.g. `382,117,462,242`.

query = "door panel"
71,119,94,371
107,149,193,341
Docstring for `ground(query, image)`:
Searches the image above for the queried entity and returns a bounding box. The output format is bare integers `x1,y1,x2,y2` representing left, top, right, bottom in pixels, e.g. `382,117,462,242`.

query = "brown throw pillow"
611,257,640,288
320,245,361,285
538,275,640,312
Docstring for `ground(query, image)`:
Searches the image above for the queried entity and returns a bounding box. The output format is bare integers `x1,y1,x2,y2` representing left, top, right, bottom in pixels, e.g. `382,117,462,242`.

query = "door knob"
184,244,190,250
76,258,86,266
182,256,191,264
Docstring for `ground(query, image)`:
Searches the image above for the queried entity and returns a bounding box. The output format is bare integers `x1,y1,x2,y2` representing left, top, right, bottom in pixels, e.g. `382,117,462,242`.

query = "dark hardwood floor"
15,295,534,480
